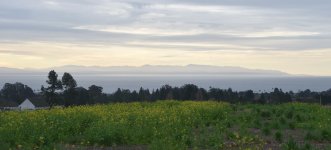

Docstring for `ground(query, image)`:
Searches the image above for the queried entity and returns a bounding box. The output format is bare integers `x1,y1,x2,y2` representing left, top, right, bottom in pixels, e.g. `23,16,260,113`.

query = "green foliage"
295,114,303,122
305,131,319,141
260,110,271,118
0,102,330,149
44,70,63,107
321,129,331,141
288,121,296,130
62,72,77,90
275,131,283,142
271,121,280,129
280,116,287,125
303,143,312,150
282,138,300,150
0,82,34,103
262,127,271,136
286,110,294,119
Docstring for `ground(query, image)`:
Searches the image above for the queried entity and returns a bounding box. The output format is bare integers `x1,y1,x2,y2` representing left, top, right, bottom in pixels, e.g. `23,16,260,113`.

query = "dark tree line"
39,70,104,107
0,82,34,104
1,70,331,107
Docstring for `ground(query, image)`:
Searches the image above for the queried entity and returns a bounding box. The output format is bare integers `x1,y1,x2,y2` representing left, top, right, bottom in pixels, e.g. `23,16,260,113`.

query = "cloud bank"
0,0,331,75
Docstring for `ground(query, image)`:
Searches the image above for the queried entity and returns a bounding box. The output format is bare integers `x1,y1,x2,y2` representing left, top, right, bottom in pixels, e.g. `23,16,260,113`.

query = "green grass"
0,101,331,149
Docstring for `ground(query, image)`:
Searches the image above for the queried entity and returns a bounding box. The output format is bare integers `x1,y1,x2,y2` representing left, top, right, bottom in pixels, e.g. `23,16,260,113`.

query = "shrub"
280,117,287,125
225,122,232,128
253,119,262,129
288,122,295,130
282,138,299,150
275,131,283,142
286,111,294,119
260,111,271,118
321,129,331,141
295,114,303,122
303,143,312,150
271,121,280,129
262,127,271,136
305,131,319,141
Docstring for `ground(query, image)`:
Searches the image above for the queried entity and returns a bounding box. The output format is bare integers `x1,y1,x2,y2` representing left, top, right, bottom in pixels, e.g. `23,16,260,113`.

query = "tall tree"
88,85,103,103
181,84,199,100
138,87,151,101
62,72,77,90
62,72,77,106
74,87,90,105
88,85,103,97
44,70,62,107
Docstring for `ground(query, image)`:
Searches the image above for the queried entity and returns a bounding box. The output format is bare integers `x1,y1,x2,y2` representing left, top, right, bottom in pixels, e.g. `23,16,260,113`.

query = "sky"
0,0,331,75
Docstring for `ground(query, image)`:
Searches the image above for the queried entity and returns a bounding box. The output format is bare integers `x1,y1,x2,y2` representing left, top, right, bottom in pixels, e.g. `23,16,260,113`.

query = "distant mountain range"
0,65,291,76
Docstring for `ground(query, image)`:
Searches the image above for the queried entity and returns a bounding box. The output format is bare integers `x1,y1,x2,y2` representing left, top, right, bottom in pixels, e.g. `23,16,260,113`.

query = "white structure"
18,99,36,110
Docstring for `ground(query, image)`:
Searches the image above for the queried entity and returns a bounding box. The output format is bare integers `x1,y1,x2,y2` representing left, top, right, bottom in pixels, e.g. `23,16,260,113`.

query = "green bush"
295,114,303,122
321,129,331,141
253,119,262,129
282,138,299,150
286,111,294,119
303,143,312,150
288,122,295,130
262,127,271,136
275,131,283,142
305,131,319,141
260,111,271,118
271,121,280,129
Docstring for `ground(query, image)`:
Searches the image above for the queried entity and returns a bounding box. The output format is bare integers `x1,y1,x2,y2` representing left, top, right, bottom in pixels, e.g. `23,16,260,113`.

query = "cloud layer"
0,0,331,75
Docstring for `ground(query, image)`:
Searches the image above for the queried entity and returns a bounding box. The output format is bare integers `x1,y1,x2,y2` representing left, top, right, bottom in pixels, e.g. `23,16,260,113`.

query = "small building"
0,97,49,111
19,98,36,110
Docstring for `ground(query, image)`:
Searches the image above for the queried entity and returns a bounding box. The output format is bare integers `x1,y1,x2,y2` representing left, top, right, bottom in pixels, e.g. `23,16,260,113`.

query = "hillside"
0,65,290,76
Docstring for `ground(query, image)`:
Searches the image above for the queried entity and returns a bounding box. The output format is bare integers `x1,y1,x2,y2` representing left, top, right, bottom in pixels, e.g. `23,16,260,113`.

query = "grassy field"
0,101,331,150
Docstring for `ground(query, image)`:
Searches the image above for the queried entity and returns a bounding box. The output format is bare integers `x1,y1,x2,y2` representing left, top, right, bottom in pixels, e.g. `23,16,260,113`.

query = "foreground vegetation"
0,101,331,149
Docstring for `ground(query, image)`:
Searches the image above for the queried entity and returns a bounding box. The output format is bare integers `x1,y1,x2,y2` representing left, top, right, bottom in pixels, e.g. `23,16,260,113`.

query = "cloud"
0,49,36,56
73,24,205,36
0,0,331,75
144,4,251,14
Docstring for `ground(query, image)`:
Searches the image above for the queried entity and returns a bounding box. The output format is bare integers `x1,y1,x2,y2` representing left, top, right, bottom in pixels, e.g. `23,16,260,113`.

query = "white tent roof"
19,98,35,110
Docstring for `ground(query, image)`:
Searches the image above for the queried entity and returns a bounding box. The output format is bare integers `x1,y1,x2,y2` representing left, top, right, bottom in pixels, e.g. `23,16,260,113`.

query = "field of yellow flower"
0,101,331,149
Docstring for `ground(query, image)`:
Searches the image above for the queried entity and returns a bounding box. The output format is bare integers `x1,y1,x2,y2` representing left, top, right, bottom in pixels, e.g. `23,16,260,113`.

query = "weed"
321,129,331,141
260,111,271,118
286,111,294,119
282,138,299,150
262,127,271,136
288,122,295,130
275,131,283,142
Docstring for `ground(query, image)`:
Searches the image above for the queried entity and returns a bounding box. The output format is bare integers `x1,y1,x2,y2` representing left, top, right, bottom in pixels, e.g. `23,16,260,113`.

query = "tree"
180,84,199,100
88,85,103,97
196,88,208,100
113,88,123,102
138,87,151,101
62,72,77,90
44,70,62,107
159,85,172,100
208,87,222,101
1,82,34,103
88,85,103,103
74,87,90,105
62,72,77,106
244,90,255,102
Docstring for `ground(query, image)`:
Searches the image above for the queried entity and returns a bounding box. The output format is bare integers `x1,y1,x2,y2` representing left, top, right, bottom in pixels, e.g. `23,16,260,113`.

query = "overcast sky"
0,0,331,75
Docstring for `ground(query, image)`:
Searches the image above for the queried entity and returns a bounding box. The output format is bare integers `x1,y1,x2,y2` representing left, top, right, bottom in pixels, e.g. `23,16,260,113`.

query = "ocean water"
0,74,331,93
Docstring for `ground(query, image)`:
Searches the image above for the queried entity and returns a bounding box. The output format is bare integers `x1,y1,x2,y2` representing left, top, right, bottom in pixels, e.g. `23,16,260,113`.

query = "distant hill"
0,67,39,74
0,65,291,76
